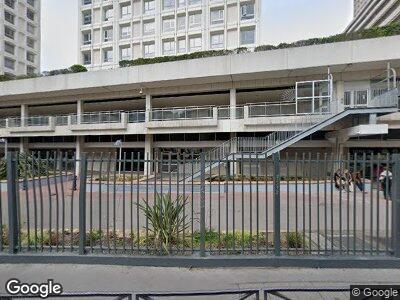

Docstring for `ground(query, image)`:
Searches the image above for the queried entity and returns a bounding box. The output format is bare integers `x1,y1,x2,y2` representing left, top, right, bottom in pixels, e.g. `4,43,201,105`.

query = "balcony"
7,116,56,133
0,86,397,137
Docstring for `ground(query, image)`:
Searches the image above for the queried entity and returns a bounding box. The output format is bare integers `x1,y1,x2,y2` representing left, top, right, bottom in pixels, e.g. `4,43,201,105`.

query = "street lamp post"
114,139,123,176
0,138,8,159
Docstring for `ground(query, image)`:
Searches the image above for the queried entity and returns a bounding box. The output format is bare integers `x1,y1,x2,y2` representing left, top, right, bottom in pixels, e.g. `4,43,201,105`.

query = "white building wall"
78,0,261,70
0,0,41,76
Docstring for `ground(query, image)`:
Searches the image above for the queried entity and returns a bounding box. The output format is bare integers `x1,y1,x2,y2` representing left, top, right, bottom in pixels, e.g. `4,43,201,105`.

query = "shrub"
138,193,189,254
69,64,88,73
0,153,48,180
285,232,303,249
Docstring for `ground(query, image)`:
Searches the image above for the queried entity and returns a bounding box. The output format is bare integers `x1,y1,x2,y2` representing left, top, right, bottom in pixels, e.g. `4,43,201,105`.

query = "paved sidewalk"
0,264,399,299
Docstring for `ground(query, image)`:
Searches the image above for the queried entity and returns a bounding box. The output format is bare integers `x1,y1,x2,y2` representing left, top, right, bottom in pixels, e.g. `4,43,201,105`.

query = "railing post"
273,152,281,256
392,154,400,257
200,152,206,257
7,152,18,254
78,153,88,255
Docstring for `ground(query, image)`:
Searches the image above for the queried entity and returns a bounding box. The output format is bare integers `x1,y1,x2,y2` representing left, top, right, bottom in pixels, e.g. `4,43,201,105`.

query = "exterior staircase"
183,88,399,181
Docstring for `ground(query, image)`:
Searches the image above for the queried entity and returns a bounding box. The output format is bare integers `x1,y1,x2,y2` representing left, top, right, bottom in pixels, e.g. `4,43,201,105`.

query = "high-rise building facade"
78,0,261,70
345,0,400,33
0,0,41,76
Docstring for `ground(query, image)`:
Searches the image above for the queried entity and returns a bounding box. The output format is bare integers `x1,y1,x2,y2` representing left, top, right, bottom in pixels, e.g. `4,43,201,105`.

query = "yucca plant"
138,193,189,255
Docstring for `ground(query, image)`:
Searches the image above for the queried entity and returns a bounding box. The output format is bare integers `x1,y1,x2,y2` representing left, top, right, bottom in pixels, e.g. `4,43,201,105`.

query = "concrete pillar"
230,88,236,120
21,104,28,127
144,134,153,175
75,136,85,176
335,80,345,113
229,132,239,176
77,100,84,124
369,113,377,124
19,137,28,154
145,94,152,122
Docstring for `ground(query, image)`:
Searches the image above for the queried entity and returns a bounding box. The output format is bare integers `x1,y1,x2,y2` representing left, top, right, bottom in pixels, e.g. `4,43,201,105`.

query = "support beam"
76,136,85,176
19,137,28,154
145,94,152,123
144,134,153,175
21,104,28,127
77,100,84,124
335,80,344,114
230,88,236,120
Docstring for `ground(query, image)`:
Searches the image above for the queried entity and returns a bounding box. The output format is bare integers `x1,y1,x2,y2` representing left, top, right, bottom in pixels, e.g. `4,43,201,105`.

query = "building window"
143,20,155,35
83,32,91,45
144,43,155,58
188,12,201,28
104,7,113,21
26,51,35,63
177,38,186,54
120,25,131,39
163,40,175,55
163,18,175,33
27,37,35,48
210,32,224,49
4,57,15,70
27,66,35,74
27,0,35,7
103,28,113,42
27,24,35,35
83,52,91,65
189,36,202,52
82,0,91,5
188,0,201,5
5,11,15,24
144,0,155,13
83,11,91,25
163,0,174,10
240,2,255,20
120,47,131,60
4,26,15,39
210,8,224,25
240,27,255,45
177,15,186,31
4,42,15,54
120,4,131,18
5,0,15,9
27,9,35,21
103,49,113,62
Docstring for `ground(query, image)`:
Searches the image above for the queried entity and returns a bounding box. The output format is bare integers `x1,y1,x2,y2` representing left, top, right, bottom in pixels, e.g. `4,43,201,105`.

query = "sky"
40,0,354,72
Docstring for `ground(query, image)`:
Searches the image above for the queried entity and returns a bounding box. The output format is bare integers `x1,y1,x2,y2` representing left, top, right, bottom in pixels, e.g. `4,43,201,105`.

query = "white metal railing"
7,116,51,127
217,106,245,120
71,111,122,125
150,106,214,121
127,110,146,123
55,115,69,126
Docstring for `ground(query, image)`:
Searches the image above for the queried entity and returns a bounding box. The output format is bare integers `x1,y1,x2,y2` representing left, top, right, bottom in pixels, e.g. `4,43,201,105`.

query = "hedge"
0,64,87,82
120,22,400,68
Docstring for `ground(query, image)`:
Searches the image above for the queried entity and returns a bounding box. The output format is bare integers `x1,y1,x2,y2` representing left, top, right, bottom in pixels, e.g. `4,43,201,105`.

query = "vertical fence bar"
392,154,400,258
200,152,206,257
79,153,88,255
273,152,281,256
7,153,18,254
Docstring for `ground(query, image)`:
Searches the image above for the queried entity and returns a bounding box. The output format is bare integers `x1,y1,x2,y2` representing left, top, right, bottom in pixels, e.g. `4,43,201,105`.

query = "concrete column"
75,136,85,176
229,132,239,176
19,137,28,154
144,134,153,175
230,88,236,120
335,80,345,113
145,94,152,122
21,104,28,127
369,113,377,124
77,100,84,124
